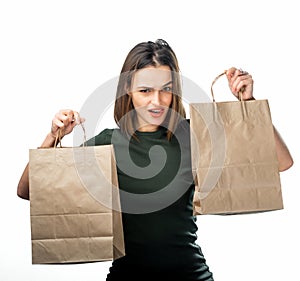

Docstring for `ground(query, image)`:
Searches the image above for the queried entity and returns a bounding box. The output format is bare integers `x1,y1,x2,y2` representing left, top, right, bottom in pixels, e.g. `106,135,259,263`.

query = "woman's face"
129,65,173,132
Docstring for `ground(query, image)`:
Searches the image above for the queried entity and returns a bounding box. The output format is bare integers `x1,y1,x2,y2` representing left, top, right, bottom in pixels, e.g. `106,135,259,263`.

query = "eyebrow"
136,80,173,89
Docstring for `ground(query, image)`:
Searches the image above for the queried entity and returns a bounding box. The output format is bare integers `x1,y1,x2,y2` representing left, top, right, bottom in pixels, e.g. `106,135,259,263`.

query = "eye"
139,88,152,93
162,86,172,93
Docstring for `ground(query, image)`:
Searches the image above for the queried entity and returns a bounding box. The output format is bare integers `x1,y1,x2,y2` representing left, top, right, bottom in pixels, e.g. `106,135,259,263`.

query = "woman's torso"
86,120,209,278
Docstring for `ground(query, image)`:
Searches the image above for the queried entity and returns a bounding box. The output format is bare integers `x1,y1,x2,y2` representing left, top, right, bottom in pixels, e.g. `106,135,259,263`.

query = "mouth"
148,108,165,117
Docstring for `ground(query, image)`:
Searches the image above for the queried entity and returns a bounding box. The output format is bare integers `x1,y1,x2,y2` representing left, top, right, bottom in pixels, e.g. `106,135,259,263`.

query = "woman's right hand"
51,109,85,139
17,109,86,200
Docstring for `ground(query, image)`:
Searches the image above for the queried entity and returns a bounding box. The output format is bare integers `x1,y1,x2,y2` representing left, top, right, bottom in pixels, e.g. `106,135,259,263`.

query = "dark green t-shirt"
86,120,212,279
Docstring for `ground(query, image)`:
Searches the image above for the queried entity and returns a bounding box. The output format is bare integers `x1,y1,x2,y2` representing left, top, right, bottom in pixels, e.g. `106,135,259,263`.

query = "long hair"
114,39,186,140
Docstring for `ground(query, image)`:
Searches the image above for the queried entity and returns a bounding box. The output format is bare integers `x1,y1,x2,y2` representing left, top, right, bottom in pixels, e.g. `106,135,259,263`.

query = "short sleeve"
85,129,114,146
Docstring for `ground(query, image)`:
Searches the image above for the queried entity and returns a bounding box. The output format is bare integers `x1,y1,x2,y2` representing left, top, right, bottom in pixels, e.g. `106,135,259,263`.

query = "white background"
1,0,299,280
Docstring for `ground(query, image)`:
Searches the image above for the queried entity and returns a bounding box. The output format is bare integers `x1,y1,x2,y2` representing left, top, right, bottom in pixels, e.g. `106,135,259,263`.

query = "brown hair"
114,39,186,140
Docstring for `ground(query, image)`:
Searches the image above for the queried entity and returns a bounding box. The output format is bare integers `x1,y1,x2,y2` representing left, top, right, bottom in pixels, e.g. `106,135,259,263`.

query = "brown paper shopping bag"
29,141,125,264
190,71,283,215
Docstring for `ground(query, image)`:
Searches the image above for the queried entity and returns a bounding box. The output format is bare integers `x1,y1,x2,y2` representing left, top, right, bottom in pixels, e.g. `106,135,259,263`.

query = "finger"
231,75,249,92
235,79,248,94
52,111,73,131
72,111,85,125
53,114,67,127
58,109,74,120
58,110,76,126
236,78,254,99
52,118,64,130
52,110,85,137
50,118,62,139
231,68,243,82
227,68,243,91
226,67,237,79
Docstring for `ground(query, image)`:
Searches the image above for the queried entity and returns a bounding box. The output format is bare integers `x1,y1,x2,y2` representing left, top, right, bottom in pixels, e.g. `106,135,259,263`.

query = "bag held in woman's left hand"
190,71,283,215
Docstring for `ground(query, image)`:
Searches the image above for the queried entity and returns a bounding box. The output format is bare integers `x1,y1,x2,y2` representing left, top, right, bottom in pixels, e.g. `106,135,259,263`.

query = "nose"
151,90,161,105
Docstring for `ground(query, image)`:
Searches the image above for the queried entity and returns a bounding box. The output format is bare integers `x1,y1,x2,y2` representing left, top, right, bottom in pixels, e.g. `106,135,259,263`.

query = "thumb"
73,111,85,125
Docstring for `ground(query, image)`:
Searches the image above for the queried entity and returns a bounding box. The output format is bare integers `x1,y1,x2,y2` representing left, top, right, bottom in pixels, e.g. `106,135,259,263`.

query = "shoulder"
175,118,190,132
85,128,116,146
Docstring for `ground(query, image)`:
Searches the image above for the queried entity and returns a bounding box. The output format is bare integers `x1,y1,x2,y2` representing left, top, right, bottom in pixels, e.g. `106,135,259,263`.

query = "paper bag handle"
211,70,245,102
54,123,87,148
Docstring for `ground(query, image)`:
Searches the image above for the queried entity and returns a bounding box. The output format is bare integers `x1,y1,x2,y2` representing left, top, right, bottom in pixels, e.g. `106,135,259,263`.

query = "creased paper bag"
190,72,283,215
29,144,125,264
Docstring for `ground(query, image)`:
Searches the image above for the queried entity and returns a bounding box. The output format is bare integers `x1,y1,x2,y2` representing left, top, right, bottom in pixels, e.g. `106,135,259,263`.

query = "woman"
17,39,293,281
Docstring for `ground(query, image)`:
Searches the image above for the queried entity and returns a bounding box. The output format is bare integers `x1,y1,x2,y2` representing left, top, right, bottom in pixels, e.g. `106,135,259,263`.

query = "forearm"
17,133,56,200
17,163,30,200
273,126,293,172
39,132,57,148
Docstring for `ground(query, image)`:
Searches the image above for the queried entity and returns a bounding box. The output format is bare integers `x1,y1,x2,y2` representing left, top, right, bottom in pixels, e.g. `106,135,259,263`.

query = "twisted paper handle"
211,70,246,102
54,122,86,147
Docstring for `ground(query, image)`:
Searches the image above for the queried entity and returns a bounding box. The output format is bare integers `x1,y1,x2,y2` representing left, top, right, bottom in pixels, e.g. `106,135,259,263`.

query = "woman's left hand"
226,67,254,100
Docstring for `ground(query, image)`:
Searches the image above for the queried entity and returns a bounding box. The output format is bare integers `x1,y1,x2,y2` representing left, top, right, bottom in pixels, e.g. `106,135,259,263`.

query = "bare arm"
17,133,56,200
17,163,30,200
17,110,84,200
273,127,293,172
